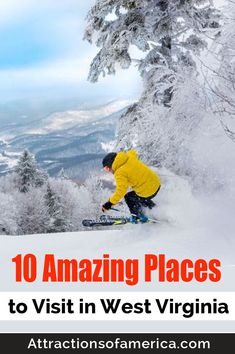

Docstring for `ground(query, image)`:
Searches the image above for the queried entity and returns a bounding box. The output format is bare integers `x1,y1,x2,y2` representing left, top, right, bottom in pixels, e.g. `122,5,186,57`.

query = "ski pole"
111,207,143,218
110,207,121,212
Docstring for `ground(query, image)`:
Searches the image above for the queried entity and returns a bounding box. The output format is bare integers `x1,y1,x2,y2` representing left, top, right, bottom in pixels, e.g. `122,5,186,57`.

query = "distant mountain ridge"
0,100,131,179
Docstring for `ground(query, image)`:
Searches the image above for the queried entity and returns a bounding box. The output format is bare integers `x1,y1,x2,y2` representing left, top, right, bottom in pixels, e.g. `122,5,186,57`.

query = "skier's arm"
109,173,129,205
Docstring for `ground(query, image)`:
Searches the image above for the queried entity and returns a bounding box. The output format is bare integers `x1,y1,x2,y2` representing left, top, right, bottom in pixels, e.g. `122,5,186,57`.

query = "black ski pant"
124,186,160,216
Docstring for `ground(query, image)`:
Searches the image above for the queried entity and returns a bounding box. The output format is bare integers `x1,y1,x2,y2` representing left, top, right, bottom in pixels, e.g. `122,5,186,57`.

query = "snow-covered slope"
0,171,234,292
0,171,234,334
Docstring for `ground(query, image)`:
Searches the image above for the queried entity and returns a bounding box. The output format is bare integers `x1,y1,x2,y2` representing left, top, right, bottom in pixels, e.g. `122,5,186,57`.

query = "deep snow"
0,170,235,333
0,170,234,293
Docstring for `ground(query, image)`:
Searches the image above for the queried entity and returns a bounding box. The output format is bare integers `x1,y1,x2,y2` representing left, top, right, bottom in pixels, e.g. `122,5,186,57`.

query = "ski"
82,215,160,227
82,216,129,227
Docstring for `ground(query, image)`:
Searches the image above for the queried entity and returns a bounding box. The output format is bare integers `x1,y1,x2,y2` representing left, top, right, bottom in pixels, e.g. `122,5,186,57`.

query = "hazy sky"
0,0,225,103
0,0,141,103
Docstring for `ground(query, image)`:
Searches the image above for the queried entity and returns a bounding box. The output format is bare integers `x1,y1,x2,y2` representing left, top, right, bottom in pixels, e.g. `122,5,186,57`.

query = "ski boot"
130,213,149,224
130,215,138,224
138,213,149,223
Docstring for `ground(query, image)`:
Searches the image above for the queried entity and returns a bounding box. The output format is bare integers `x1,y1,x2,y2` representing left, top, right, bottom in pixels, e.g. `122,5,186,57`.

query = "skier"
102,150,161,223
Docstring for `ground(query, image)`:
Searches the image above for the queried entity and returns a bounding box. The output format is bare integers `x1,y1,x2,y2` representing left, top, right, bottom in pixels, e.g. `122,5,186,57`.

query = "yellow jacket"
109,150,161,205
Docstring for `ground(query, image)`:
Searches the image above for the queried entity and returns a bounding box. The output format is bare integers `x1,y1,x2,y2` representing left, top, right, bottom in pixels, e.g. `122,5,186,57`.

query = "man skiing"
102,150,161,223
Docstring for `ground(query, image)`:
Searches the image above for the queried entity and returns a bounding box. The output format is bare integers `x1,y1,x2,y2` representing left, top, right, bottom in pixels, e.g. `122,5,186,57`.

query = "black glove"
102,201,113,212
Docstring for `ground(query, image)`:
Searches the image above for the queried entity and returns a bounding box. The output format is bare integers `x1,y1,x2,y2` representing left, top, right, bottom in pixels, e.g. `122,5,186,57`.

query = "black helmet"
102,152,117,168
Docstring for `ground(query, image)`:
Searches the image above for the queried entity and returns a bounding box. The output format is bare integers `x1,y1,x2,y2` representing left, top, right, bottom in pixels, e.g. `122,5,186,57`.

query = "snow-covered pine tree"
85,0,220,167
14,149,47,192
17,187,50,235
44,182,67,233
0,192,19,235
85,0,219,106
57,168,69,180
210,0,235,142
